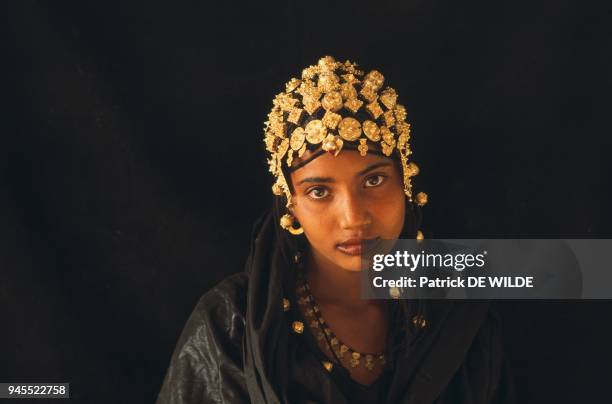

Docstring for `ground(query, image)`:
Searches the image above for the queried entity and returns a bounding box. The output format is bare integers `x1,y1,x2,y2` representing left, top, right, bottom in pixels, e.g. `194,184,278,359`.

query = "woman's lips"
336,243,363,256
336,238,379,256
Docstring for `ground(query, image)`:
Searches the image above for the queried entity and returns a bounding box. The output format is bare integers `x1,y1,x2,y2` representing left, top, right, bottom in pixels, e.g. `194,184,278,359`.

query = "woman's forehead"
289,148,393,178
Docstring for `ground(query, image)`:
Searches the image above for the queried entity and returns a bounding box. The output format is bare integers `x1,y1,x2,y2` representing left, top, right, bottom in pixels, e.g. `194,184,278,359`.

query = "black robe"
156,212,516,403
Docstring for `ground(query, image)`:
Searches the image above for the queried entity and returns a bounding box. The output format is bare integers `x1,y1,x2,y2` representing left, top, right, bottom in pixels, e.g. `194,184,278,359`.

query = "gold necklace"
296,278,386,372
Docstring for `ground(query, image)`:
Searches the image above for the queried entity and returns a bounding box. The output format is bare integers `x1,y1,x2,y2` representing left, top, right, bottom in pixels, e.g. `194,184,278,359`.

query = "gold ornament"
394,104,407,121
304,120,326,144
280,214,304,235
380,126,394,145
380,87,398,109
296,278,386,372
292,321,305,334
318,71,340,93
338,117,362,141
406,161,420,177
285,78,301,93
383,109,396,128
360,85,378,103
302,96,321,115
350,352,361,367
297,143,307,157
362,120,381,141
365,355,375,370
321,91,343,112
340,82,357,100
287,108,303,125
416,230,424,242
344,97,363,113
363,70,385,91
416,191,428,206
263,55,428,216
412,315,427,329
290,127,306,151
322,110,342,129
389,286,401,299
358,138,368,156
366,100,384,120
321,134,344,156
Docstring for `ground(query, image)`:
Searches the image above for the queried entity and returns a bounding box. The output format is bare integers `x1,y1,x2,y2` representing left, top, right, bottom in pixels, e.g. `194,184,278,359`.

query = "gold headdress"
263,56,428,231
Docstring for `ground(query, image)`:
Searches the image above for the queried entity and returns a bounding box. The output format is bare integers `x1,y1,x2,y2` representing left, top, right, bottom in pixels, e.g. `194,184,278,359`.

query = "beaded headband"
263,56,428,209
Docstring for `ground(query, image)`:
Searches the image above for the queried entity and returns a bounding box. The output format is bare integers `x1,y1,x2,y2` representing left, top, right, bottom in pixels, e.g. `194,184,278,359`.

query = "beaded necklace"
295,277,386,372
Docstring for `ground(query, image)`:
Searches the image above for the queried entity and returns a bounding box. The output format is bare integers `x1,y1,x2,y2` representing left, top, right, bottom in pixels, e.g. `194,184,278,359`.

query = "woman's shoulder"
156,272,251,404
187,272,249,342
175,271,249,348
195,272,249,319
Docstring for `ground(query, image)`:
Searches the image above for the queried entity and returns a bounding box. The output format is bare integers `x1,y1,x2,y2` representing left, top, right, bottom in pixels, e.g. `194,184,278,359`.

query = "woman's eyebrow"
357,161,392,176
296,162,392,186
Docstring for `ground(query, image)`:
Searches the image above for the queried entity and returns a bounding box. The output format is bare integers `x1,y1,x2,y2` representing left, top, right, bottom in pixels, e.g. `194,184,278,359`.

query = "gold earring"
280,213,304,235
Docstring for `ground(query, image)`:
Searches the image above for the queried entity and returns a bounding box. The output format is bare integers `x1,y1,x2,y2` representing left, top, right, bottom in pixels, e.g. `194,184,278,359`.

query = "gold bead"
416,191,428,206
322,361,334,372
365,100,384,120
380,87,398,109
412,315,427,329
318,56,337,71
344,97,363,113
363,70,385,91
394,104,407,122
350,352,361,367
389,286,401,299
292,321,304,334
416,230,424,242
282,298,290,312
322,110,342,129
317,71,340,93
285,78,301,93
287,108,304,125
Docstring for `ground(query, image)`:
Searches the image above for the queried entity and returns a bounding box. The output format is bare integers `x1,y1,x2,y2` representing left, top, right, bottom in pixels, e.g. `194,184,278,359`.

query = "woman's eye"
307,187,329,199
365,174,386,187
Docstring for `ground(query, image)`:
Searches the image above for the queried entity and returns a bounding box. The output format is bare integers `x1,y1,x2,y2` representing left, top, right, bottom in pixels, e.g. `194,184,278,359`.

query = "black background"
2,1,612,403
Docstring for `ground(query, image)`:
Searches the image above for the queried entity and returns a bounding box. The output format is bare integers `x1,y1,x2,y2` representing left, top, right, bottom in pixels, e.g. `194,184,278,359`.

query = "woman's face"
289,148,406,272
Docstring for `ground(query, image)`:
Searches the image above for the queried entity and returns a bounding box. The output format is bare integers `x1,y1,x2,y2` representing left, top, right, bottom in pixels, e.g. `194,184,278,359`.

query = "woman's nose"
338,191,372,231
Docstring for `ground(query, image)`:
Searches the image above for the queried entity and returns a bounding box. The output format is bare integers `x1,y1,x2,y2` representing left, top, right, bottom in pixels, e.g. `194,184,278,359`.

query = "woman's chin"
334,252,365,272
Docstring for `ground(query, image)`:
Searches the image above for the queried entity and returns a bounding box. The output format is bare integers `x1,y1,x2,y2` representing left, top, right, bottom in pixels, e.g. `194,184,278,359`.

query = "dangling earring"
280,213,304,235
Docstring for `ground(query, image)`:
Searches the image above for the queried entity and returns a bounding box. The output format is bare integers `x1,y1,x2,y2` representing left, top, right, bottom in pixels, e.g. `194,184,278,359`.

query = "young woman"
156,56,515,403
